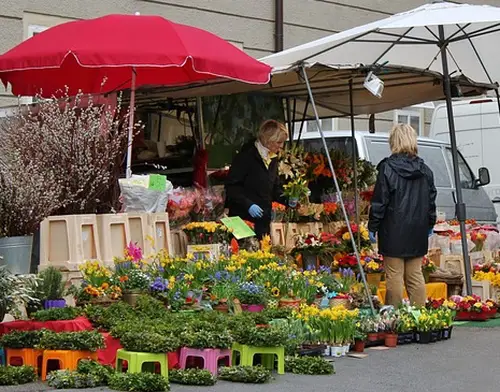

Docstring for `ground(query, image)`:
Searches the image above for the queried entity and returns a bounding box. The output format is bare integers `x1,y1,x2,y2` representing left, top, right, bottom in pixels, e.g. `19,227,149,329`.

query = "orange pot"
385,333,398,348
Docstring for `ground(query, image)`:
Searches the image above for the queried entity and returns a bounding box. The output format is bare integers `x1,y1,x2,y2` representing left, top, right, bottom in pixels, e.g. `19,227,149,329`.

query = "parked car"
295,130,496,224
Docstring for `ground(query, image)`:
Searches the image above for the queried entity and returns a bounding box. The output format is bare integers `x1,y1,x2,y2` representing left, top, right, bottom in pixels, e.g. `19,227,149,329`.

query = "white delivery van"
296,131,496,224
430,98,500,220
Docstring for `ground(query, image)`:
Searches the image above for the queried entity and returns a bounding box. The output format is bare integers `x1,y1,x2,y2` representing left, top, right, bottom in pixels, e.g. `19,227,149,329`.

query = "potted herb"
38,267,66,309
231,323,288,348
38,330,105,352
235,282,267,312
1,330,42,349
0,267,39,322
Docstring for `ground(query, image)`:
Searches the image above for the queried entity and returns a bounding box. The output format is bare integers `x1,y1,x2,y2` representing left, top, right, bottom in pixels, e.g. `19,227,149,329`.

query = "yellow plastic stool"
232,342,284,374
116,349,168,380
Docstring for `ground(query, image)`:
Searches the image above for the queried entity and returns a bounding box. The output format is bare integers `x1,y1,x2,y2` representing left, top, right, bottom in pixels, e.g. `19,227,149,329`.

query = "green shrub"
0,366,37,385
84,302,135,331
231,324,288,347
218,366,272,383
33,306,81,322
170,369,216,386
285,356,335,375
38,267,65,300
119,331,180,353
38,330,104,351
0,330,42,349
109,372,170,392
77,359,114,385
47,370,100,389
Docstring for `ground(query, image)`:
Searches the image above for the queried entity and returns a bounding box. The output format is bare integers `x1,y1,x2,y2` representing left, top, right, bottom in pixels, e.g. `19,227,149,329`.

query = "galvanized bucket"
0,235,33,275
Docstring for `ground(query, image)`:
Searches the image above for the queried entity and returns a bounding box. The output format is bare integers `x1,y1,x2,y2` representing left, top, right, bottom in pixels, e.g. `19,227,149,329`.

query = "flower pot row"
358,328,454,351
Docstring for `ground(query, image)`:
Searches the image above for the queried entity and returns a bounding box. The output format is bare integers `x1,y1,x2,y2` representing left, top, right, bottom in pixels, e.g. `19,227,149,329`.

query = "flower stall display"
335,223,371,254
450,295,497,321
182,222,233,260
167,187,197,229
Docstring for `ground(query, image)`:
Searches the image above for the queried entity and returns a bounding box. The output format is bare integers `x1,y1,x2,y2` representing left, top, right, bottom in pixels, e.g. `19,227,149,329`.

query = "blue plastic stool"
0,348,6,366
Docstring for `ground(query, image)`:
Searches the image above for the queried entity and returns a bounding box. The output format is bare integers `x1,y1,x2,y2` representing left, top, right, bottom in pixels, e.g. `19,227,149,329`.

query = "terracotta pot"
378,332,386,340
366,273,382,288
385,333,398,348
353,339,365,352
279,298,301,309
367,333,378,342
213,303,229,313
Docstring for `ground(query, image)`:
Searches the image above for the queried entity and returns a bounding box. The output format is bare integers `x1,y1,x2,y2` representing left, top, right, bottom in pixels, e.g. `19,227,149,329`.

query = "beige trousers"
384,257,426,307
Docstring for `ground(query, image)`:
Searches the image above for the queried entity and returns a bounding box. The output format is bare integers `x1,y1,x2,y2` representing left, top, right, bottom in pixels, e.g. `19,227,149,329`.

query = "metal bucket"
0,235,33,275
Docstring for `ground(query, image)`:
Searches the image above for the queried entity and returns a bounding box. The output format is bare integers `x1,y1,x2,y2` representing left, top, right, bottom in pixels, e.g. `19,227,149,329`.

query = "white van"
430,98,500,219
296,131,496,224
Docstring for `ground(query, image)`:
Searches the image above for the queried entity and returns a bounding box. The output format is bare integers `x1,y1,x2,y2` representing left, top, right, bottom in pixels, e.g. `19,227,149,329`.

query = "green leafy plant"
262,307,293,320
181,323,233,350
231,323,288,347
47,370,101,389
169,369,216,386
38,267,66,300
119,331,180,353
84,302,135,331
0,366,37,385
0,330,42,349
109,372,170,392
77,359,115,385
133,295,170,320
285,356,335,375
218,366,272,384
33,306,81,322
0,267,39,320
38,330,105,351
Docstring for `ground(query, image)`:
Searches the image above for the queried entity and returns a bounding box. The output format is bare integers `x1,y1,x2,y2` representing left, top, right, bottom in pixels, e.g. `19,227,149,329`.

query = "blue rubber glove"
369,231,377,243
248,204,264,219
428,229,433,237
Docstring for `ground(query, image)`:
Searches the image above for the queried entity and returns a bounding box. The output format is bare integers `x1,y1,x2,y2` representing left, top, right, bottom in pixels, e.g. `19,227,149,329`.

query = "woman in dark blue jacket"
368,124,437,307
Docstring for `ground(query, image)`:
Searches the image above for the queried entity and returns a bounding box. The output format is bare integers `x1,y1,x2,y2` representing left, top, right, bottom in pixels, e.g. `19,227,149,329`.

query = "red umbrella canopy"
0,14,271,97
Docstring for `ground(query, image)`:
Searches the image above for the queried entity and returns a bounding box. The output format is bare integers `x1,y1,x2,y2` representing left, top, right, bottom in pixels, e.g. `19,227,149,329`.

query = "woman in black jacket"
225,120,288,239
368,124,437,307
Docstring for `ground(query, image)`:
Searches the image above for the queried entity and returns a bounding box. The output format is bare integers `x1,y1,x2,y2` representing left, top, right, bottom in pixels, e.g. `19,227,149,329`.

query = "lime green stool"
116,349,168,380
232,343,284,374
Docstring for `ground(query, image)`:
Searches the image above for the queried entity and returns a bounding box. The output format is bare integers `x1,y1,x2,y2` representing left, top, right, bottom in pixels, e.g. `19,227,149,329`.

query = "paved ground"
1,327,499,392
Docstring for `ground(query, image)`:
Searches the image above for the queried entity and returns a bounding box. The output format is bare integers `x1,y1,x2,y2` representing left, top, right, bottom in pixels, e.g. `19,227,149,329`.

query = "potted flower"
38,267,67,309
421,256,436,283
381,311,398,348
271,202,287,222
210,282,236,313
282,176,310,208
414,309,434,344
235,282,267,312
363,257,384,288
396,310,416,345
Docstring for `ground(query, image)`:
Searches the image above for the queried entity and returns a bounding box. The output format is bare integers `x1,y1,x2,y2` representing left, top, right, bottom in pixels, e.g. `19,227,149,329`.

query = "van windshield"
365,138,453,188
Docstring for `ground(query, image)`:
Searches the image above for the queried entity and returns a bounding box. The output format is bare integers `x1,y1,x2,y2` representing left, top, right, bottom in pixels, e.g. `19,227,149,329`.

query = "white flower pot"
330,345,343,358
323,346,331,356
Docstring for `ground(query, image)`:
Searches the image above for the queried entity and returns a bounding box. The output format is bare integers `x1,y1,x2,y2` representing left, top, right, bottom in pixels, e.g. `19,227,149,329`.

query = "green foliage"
38,330,104,351
0,330,42,349
0,366,37,385
119,331,180,353
109,372,170,392
169,369,216,386
231,323,288,347
218,366,272,384
77,359,115,385
133,295,169,320
181,320,232,349
38,267,65,300
84,302,135,331
262,307,293,320
47,370,101,389
33,306,81,322
0,267,39,316
285,356,335,375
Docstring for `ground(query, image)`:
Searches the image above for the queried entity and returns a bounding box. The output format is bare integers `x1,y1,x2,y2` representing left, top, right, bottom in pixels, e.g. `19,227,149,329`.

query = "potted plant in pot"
235,282,267,312
0,267,39,321
282,176,310,208
414,309,433,344
39,267,67,309
210,282,236,313
381,311,398,348
396,309,416,345
363,257,384,288
421,256,437,284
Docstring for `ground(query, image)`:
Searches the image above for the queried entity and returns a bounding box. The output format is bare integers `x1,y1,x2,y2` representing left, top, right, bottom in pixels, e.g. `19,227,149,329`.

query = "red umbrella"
0,14,271,97
0,14,271,177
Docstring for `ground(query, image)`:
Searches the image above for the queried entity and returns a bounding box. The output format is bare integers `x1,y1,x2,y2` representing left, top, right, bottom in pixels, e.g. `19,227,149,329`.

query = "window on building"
294,118,335,136
394,109,422,135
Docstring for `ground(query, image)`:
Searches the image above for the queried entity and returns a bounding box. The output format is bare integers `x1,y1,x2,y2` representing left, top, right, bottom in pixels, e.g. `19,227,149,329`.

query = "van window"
365,139,452,188
444,148,475,189
299,137,357,157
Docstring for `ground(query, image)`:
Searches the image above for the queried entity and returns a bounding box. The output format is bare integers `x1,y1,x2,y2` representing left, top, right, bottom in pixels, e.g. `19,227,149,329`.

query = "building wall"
2,0,500,131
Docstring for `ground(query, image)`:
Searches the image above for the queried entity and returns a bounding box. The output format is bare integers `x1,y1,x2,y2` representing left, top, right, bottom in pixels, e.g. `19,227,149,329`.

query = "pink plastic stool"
179,348,231,375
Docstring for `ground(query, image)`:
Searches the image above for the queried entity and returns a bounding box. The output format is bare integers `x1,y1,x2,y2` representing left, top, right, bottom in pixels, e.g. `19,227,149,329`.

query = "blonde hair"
257,120,288,147
389,123,418,156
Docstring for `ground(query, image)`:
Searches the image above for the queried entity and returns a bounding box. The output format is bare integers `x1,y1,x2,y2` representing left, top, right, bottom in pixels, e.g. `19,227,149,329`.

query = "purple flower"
341,268,355,278
150,277,168,292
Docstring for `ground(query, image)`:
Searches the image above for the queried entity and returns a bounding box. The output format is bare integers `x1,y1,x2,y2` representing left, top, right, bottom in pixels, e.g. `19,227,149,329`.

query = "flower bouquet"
421,256,436,283
167,187,197,229
470,230,487,252
321,202,339,223
282,176,310,208
271,202,287,222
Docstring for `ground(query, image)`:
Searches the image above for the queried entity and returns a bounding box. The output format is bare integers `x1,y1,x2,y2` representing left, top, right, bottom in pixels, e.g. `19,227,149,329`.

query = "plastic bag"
430,234,450,255
119,174,173,213
167,187,197,229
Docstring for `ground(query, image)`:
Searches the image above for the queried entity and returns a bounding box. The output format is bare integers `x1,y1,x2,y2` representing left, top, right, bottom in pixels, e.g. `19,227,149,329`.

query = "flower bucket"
353,340,365,353
323,346,331,356
0,235,33,275
242,304,265,313
279,298,301,309
384,333,398,348
366,273,382,288
330,346,343,358
289,197,299,208
342,345,350,356
416,331,431,344
44,299,66,309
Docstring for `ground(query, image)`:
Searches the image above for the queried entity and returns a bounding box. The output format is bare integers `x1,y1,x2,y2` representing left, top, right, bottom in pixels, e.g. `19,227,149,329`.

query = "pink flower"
126,242,143,262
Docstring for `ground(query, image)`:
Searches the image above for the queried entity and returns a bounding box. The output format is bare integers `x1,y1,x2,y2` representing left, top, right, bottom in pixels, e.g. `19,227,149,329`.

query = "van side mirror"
476,167,490,187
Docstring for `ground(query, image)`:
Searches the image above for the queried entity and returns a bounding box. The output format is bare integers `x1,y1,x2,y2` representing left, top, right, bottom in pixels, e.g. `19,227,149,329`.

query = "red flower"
186,297,193,304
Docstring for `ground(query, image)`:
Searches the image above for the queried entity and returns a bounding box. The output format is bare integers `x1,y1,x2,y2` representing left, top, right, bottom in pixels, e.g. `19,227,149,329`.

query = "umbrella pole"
301,65,375,315
438,25,472,295
349,79,360,250
126,68,137,179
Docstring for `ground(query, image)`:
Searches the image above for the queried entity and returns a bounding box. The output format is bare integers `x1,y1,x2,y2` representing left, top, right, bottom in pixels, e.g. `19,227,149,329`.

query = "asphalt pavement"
1,327,498,392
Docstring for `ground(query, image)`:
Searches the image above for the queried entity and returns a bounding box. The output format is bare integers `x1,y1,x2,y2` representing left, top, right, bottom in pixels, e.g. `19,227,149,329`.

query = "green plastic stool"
116,349,169,380
232,343,285,374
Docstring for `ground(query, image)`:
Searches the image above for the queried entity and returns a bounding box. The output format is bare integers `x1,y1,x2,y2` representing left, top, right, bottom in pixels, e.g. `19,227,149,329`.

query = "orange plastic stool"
41,350,98,380
6,348,43,369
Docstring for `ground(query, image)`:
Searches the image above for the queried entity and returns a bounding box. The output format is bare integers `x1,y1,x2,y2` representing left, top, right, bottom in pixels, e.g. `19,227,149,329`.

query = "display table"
377,282,448,304
0,318,179,369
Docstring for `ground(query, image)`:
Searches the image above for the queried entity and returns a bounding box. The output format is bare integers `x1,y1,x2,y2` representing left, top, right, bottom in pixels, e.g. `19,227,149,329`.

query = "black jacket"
368,154,437,259
225,141,281,226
